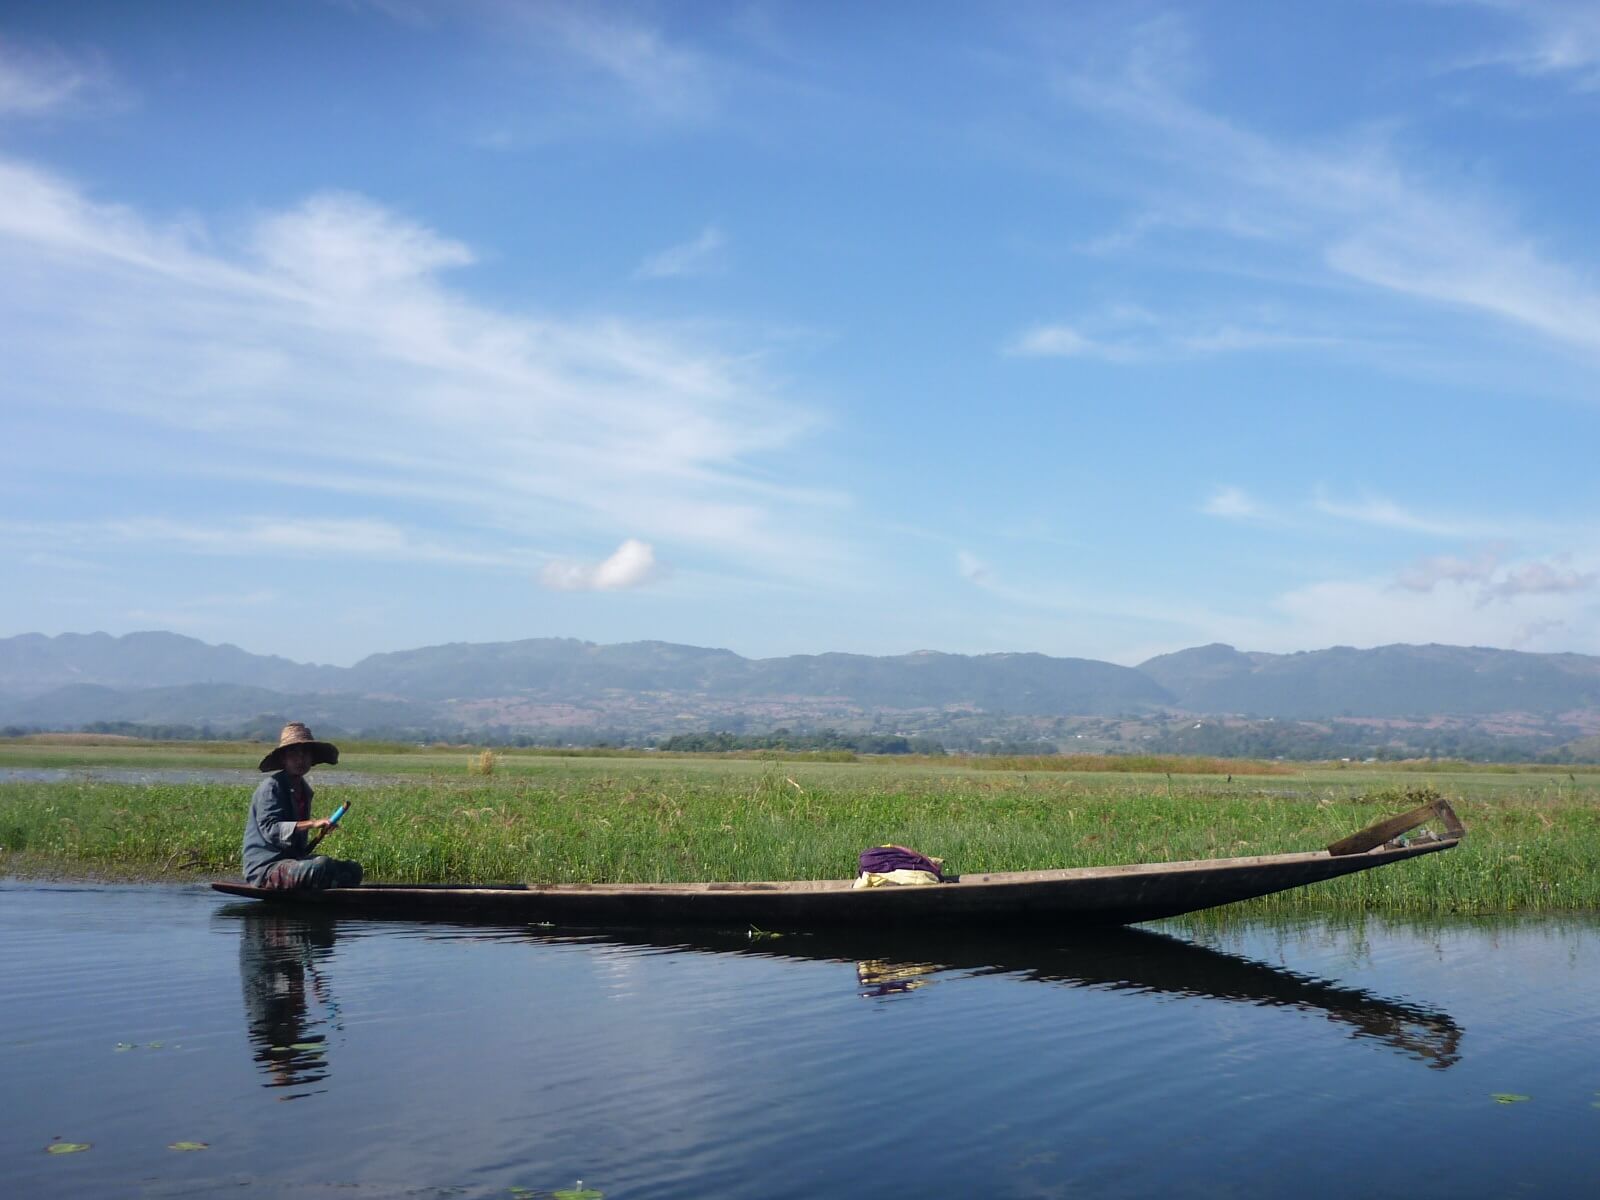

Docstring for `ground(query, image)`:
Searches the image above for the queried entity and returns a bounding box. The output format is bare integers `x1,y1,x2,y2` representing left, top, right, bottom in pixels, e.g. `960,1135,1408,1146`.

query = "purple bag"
858,845,943,879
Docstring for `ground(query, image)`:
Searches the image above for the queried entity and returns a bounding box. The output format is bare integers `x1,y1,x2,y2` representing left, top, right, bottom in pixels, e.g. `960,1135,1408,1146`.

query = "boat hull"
211,837,1459,928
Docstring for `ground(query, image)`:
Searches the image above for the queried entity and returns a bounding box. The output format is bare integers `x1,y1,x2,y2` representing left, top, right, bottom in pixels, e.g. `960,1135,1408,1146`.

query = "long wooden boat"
211,797,1464,928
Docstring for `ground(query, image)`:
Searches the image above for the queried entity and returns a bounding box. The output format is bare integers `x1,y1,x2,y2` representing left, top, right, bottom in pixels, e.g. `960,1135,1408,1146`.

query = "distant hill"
0,682,426,735
5,631,1600,754
340,639,1167,713
0,631,340,696
1137,642,1600,717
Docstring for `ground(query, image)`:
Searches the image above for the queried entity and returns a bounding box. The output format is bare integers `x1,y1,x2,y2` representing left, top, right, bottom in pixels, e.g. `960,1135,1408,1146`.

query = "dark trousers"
261,855,363,890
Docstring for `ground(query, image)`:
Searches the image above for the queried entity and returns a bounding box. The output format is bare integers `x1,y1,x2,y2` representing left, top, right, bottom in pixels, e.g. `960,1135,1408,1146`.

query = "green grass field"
3,741,1598,915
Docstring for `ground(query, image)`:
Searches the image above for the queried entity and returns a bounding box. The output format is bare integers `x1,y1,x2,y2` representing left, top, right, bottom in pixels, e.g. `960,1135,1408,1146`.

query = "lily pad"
45,1142,91,1155
1492,1093,1531,1104
168,1141,209,1152
553,1190,603,1200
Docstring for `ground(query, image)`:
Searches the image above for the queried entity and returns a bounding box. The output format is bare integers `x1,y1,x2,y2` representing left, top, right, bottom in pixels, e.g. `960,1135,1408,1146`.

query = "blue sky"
3,0,1599,667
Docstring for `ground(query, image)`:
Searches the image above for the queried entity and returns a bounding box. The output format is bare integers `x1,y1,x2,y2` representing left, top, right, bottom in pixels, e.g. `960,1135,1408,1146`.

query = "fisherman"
241,722,362,890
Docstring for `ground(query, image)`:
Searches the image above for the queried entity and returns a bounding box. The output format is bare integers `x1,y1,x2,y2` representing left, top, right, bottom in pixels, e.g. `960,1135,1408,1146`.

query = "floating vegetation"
7,758,1600,914
553,1184,602,1200
45,1141,91,1154
747,925,782,941
1492,1093,1531,1104
168,1141,209,1151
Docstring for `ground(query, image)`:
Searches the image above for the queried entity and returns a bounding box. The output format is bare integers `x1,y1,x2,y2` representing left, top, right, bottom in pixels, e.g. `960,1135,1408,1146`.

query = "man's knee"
262,855,360,890
305,855,362,889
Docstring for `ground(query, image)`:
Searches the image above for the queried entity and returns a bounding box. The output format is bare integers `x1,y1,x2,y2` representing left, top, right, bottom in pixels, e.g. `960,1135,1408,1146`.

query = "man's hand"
296,818,334,833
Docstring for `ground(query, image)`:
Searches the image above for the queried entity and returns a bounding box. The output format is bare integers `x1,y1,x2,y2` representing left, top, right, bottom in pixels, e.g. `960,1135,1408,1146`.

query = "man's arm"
252,778,329,850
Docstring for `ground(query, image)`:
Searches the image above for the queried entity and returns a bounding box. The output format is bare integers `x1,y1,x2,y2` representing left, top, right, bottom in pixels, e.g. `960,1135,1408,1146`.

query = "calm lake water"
3,882,1597,1199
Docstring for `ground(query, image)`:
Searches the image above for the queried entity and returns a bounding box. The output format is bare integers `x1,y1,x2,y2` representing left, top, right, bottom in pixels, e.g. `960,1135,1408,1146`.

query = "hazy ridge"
5,631,1600,758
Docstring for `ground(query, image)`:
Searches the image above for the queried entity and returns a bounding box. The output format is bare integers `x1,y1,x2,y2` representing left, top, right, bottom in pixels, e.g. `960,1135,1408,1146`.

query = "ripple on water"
2,885,1598,1199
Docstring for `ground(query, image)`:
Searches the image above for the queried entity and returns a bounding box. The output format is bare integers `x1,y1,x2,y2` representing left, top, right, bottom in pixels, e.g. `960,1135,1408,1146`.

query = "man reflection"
238,910,339,1097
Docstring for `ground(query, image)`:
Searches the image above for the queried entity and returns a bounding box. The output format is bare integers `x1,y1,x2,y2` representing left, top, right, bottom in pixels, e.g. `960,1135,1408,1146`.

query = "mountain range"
4,631,1600,756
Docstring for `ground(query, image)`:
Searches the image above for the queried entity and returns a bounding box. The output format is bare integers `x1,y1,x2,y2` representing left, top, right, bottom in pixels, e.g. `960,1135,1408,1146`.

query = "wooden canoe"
212,798,1464,928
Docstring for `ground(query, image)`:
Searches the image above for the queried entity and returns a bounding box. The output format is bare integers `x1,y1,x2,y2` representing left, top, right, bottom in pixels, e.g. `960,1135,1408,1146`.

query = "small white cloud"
1005,323,1125,359
635,226,726,279
540,538,663,591
1201,486,1262,520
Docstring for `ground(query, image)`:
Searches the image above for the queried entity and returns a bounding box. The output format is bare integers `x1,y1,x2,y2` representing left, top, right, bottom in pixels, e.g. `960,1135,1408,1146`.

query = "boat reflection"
534,923,1465,1069
232,908,341,1099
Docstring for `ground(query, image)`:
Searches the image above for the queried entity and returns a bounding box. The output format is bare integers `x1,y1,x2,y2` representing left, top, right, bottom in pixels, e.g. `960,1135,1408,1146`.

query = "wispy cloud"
485,0,718,122
1313,491,1519,540
635,225,727,279
540,538,663,591
0,156,843,583
3,516,523,568
1201,486,1264,520
1440,0,1600,90
1005,307,1342,363
1052,17,1600,358
1260,558,1600,654
1004,322,1121,360
0,42,109,117
956,549,990,584
1394,549,1502,591
1389,546,1595,605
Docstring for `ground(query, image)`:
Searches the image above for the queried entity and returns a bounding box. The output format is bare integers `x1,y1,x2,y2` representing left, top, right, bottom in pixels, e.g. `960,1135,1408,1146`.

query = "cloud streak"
1201,486,1264,520
1441,0,1600,90
0,42,106,117
635,225,727,279
1051,18,1600,358
1005,308,1343,363
0,156,843,585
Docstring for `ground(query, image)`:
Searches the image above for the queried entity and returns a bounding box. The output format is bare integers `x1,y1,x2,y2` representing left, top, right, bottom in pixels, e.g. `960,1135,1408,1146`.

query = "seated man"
242,722,362,889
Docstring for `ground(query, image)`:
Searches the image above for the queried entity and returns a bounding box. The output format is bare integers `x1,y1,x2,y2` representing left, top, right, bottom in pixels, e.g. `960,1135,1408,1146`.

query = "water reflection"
538,924,1465,1069
855,958,937,996
235,909,341,1098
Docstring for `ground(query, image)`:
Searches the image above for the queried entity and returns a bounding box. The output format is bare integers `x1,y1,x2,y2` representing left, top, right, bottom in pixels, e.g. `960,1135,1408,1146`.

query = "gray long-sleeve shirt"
241,771,313,884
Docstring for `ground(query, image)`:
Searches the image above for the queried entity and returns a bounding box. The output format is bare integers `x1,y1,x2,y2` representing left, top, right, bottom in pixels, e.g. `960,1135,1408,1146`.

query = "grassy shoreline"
4,749,1599,915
